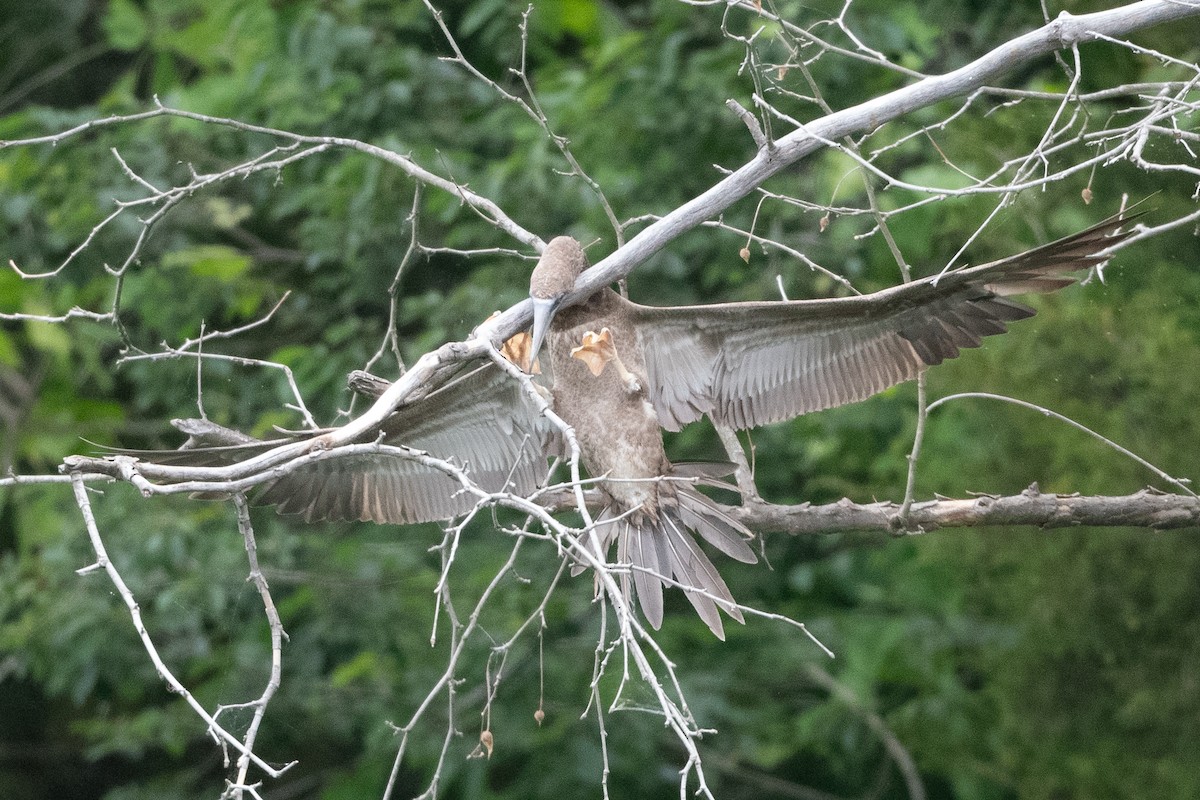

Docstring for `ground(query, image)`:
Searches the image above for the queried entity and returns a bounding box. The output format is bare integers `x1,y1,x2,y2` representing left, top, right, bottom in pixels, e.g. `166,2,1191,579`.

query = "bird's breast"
547,302,668,512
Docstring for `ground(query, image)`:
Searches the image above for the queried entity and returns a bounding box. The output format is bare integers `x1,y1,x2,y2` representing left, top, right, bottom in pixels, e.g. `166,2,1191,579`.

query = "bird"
528,236,758,637
111,213,1132,638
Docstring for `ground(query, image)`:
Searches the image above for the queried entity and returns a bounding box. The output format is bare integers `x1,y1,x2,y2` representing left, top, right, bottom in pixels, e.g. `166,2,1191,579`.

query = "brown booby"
522,215,1130,635
115,214,1132,637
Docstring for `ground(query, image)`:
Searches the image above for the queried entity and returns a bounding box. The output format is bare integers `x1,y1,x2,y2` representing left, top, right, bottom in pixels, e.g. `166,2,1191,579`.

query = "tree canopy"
2,1,1199,799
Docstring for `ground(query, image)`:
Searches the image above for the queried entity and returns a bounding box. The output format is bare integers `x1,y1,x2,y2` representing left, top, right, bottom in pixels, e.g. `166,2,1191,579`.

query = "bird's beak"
529,295,561,367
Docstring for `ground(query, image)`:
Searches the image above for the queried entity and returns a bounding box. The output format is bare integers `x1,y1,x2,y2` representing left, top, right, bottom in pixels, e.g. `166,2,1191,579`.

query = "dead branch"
736,487,1200,535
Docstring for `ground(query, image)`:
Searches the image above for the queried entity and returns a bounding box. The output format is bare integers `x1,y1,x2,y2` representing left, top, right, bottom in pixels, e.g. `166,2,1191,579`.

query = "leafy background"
2,0,1199,798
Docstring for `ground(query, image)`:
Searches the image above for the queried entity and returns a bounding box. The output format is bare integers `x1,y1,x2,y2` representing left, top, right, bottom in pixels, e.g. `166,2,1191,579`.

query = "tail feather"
632,518,666,629
570,505,618,578
676,486,758,563
660,513,743,639
577,486,757,637
669,461,737,479
614,516,634,625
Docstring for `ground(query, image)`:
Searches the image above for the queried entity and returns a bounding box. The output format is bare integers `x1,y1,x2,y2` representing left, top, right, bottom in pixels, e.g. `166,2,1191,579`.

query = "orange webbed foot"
571,328,641,393
485,311,540,374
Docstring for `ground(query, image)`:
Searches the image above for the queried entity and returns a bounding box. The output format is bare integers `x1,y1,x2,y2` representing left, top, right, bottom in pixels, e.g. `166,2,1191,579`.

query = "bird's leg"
612,356,642,395
570,328,641,394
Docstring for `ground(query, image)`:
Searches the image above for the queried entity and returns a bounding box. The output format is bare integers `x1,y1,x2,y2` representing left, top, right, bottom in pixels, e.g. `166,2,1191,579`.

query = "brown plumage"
113,214,1133,637
531,237,757,638
112,364,559,525
524,215,1130,636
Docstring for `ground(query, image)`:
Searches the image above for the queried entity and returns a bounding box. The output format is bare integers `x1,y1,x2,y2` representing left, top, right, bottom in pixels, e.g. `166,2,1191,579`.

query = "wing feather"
111,362,561,525
633,214,1130,430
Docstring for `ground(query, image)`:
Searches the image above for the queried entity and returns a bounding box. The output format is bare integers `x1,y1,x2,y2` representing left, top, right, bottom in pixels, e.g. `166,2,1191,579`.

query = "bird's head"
528,236,589,364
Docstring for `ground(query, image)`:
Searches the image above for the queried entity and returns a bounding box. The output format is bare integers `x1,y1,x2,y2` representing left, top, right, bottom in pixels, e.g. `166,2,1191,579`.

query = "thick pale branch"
735,488,1200,535
477,0,1200,345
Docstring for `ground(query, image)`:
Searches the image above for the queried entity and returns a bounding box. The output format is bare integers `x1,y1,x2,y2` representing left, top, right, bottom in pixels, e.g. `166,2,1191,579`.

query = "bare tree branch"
476,0,1200,345
3,2,1197,796
737,488,1200,535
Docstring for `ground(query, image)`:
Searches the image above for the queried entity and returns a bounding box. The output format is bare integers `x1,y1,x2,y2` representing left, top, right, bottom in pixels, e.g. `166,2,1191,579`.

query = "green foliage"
1,1,1198,799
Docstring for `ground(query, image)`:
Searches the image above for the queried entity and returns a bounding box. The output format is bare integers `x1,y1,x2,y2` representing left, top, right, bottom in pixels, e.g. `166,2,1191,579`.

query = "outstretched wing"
632,214,1132,431
113,363,561,525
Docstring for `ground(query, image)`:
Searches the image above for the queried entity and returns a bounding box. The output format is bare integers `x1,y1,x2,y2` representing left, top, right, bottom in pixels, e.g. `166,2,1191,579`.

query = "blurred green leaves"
2,1,1199,799
102,0,149,52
